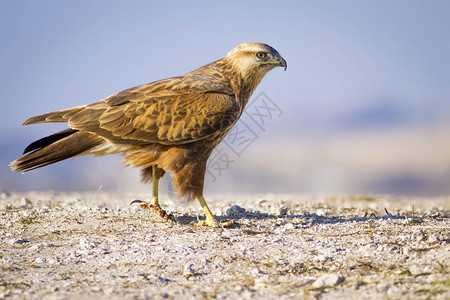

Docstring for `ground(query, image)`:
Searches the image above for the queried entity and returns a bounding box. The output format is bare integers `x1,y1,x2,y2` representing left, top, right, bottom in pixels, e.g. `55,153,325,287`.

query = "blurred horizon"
2,1,450,198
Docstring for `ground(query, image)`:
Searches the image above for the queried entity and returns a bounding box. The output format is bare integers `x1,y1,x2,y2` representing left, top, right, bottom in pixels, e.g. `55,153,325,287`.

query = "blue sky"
2,1,449,129
2,1,450,194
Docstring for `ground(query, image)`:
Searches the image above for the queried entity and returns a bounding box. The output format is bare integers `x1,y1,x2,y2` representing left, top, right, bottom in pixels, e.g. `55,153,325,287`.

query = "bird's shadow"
173,211,439,228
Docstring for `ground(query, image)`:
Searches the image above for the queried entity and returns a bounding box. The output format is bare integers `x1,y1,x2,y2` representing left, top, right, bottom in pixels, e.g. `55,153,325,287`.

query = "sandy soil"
0,192,449,299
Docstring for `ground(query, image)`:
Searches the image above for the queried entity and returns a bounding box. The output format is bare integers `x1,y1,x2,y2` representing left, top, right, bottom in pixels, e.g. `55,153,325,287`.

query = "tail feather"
23,106,85,125
23,128,76,154
10,129,104,173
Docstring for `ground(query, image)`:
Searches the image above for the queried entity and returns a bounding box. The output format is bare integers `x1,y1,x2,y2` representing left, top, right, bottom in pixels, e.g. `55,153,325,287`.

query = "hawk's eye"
256,52,267,59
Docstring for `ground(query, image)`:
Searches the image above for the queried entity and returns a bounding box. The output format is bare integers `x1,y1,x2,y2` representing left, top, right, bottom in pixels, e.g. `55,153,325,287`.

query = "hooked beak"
261,55,287,71
280,58,287,71
278,56,287,71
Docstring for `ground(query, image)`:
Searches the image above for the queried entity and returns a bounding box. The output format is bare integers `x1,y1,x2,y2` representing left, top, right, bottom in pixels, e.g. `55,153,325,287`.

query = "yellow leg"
197,195,219,227
130,166,174,222
151,167,159,206
196,195,234,228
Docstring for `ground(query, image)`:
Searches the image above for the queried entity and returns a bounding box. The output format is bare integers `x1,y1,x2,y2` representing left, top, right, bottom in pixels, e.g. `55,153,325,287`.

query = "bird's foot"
130,200,175,223
196,218,235,228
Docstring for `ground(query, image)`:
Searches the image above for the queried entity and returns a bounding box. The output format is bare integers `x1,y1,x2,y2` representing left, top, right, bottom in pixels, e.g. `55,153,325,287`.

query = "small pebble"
20,197,33,208
316,209,329,217
35,257,46,263
271,205,290,215
226,205,245,216
252,268,262,276
284,223,295,230
9,239,30,245
274,227,287,234
29,244,40,251
312,274,345,288
377,281,391,291
183,263,195,278
403,247,412,255
428,234,439,243
91,286,102,292
316,255,331,262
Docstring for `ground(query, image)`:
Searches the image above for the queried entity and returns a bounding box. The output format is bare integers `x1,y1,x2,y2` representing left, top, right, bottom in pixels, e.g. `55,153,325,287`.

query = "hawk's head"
226,43,287,78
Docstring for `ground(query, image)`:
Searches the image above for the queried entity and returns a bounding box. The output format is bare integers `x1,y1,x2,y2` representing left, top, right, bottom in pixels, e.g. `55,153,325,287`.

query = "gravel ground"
0,191,449,299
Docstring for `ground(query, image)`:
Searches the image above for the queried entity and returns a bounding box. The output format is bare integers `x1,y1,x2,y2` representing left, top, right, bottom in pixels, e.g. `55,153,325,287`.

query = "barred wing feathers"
24,62,240,146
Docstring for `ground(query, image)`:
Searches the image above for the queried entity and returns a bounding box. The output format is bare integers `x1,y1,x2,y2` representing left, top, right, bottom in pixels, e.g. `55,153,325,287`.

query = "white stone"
284,223,295,230
312,274,345,288
252,268,262,276
183,263,195,278
270,205,290,215
316,209,329,216
316,255,331,262
35,257,46,263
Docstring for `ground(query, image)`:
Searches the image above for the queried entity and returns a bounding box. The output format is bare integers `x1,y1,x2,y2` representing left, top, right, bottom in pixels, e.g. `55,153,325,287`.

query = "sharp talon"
130,199,144,205
197,220,218,228
131,200,175,223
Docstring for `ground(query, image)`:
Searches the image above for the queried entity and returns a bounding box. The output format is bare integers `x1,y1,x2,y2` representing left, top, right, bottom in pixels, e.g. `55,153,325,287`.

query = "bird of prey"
10,42,287,227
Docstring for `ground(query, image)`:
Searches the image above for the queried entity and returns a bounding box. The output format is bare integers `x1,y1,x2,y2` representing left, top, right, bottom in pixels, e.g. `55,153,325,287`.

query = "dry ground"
0,192,449,299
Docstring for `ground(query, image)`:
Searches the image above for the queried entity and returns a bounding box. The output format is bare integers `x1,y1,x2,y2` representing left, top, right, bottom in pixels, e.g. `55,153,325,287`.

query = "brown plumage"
10,42,287,227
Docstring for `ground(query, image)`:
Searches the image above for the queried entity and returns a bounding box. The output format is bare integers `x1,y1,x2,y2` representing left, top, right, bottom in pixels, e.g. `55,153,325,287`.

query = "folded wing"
23,65,240,146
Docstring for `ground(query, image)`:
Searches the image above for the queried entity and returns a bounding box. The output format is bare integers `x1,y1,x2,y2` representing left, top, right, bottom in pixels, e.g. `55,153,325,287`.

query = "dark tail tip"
23,129,77,154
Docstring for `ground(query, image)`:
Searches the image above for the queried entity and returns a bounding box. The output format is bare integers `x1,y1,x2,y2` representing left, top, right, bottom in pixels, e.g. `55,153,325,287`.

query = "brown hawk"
11,42,287,227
